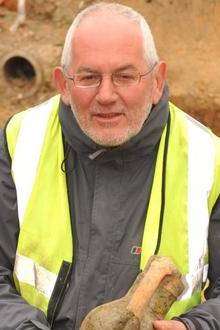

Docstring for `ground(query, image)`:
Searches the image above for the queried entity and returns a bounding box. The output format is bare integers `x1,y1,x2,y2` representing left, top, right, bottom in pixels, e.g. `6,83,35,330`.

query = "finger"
153,320,187,330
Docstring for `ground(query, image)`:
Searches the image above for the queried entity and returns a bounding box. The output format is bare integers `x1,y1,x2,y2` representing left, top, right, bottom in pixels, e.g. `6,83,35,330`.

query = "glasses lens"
113,72,139,86
75,73,101,87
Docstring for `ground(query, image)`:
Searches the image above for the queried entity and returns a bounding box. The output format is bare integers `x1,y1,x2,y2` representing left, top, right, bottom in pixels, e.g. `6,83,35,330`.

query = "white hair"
61,2,159,69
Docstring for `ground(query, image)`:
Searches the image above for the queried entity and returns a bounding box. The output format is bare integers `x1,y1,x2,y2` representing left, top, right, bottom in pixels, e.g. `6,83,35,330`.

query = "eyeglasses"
63,63,157,88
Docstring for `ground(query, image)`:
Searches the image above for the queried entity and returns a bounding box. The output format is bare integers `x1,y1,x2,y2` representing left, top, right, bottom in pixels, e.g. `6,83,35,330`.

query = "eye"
77,74,100,84
114,72,137,82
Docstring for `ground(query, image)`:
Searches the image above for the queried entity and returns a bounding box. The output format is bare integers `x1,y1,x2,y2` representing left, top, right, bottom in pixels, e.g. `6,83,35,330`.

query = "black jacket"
1,87,220,329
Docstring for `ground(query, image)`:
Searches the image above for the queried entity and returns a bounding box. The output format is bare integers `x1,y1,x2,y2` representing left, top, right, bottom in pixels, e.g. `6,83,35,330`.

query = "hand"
153,320,187,329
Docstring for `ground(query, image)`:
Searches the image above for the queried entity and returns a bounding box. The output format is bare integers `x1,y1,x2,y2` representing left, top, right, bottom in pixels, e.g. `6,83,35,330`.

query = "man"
0,2,220,329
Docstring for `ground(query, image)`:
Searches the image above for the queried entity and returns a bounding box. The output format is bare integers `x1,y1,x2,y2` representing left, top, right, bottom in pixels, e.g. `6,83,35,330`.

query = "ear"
53,66,71,105
151,61,167,105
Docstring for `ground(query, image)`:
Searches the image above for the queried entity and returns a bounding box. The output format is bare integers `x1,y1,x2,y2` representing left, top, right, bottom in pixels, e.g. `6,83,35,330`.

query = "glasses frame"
63,62,158,89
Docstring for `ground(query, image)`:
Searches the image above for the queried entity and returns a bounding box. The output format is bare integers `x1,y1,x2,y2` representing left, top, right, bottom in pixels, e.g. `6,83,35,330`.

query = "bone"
80,256,185,330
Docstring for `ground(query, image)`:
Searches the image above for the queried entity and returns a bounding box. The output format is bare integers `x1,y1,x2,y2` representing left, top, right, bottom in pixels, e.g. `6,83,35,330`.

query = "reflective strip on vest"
12,97,54,225
14,253,57,299
181,114,214,300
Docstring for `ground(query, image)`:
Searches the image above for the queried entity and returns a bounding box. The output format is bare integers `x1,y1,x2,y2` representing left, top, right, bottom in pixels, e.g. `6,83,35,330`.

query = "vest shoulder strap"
170,103,220,212
6,95,61,160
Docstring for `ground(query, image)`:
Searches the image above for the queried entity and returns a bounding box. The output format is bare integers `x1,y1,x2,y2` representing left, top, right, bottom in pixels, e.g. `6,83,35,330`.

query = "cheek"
70,90,94,114
125,90,150,115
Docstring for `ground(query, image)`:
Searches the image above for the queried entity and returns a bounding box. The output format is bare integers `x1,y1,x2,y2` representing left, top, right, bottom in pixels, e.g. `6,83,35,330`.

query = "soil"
0,0,220,135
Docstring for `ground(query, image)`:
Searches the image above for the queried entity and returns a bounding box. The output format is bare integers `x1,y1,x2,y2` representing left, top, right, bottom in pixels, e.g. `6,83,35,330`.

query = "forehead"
71,13,146,70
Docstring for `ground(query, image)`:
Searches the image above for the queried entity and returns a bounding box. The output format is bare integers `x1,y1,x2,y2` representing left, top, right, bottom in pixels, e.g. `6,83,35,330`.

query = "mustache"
90,105,125,115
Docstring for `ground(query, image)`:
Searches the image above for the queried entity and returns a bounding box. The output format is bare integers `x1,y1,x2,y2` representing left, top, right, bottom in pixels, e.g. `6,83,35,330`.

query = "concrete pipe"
1,50,43,98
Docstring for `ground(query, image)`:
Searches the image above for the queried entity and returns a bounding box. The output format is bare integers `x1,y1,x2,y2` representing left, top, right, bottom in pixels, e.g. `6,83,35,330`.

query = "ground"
0,0,220,135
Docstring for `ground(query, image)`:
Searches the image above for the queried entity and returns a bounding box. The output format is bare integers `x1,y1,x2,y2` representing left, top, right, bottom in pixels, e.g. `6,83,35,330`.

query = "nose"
95,75,118,105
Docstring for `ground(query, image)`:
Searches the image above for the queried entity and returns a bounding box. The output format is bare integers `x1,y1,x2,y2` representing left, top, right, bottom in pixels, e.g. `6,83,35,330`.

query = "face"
54,13,166,147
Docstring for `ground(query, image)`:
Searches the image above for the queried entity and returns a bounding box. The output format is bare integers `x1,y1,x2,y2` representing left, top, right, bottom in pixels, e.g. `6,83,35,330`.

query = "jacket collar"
59,85,169,162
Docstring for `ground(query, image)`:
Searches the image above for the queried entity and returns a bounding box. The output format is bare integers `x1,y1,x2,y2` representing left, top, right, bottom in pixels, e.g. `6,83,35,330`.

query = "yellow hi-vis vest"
6,95,220,320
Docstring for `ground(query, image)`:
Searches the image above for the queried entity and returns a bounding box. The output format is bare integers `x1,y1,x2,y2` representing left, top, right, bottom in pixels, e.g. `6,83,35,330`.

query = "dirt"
0,0,220,135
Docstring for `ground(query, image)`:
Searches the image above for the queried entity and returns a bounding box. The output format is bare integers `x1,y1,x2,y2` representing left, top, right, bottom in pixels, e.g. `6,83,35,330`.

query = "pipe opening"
4,56,36,90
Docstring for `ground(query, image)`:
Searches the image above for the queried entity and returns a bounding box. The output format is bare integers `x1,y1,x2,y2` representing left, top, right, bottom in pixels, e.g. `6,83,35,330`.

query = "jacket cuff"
173,317,196,330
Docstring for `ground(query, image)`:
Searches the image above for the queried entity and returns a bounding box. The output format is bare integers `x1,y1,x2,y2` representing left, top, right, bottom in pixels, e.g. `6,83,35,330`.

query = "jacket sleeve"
0,128,50,330
176,195,220,329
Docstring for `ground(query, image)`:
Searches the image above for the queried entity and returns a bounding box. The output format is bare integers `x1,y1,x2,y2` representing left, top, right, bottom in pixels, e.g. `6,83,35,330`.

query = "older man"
0,2,220,330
